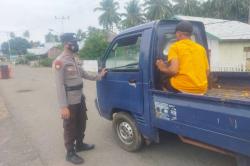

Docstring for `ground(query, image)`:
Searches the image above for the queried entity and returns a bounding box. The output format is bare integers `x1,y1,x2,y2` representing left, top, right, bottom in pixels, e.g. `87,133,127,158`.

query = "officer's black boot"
75,142,95,152
66,150,84,164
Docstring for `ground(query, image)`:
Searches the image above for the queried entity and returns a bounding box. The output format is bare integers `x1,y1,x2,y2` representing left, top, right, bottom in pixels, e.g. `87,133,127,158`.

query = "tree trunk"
248,5,250,24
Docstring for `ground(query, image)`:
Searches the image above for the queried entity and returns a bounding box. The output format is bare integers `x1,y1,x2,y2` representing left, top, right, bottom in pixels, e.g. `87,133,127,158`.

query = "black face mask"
69,41,79,53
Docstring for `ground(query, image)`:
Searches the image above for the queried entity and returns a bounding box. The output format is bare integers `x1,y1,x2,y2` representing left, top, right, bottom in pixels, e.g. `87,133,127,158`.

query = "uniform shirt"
53,52,101,108
167,39,209,94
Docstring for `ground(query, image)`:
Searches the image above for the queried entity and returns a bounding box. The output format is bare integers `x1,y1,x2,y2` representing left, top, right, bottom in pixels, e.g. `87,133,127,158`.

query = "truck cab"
96,20,250,165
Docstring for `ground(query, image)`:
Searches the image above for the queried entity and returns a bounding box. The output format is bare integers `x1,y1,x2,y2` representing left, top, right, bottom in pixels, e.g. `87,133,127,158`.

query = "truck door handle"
128,79,137,88
128,79,137,83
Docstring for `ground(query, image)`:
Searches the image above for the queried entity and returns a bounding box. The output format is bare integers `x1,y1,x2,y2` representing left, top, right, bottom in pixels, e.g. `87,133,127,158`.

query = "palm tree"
243,0,250,23
203,0,249,22
23,30,30,39
76,29,86,41
10,32,15,39
173,0,201,16
248,4,250,24
199,0,211,17
45,32,57,43
144,0,173,21
225,0,249,22
121,0,145,29
94,0,121,31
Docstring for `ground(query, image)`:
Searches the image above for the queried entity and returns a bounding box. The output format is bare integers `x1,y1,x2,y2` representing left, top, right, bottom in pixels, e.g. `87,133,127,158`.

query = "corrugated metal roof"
175,15,250,40
28,43,60,55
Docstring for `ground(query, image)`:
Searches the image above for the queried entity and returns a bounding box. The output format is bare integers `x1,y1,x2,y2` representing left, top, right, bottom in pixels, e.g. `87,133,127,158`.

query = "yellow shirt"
167,39,209,94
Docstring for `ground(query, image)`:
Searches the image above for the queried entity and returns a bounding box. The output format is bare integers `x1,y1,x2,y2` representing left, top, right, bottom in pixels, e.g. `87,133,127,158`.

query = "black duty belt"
65,84,83,91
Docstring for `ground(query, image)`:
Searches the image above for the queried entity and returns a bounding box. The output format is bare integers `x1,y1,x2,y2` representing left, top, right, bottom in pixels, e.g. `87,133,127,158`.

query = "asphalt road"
0,65,236,166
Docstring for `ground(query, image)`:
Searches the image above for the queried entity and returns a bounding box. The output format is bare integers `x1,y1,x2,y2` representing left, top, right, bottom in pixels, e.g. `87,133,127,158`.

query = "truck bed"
207,72,250,102
152,90,250,157
206,88,250,102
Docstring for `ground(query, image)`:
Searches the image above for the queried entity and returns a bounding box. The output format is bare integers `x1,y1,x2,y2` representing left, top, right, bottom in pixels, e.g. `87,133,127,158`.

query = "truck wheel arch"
111,108,133,120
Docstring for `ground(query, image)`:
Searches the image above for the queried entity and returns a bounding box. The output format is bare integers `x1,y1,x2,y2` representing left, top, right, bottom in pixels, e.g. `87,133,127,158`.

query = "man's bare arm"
156,59,179,76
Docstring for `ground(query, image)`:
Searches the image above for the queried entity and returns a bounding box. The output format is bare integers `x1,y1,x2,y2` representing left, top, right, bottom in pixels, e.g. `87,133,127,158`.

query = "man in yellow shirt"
156,21,209,94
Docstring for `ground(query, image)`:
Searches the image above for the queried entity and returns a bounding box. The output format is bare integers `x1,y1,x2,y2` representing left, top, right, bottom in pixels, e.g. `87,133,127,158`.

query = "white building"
175,15,250,72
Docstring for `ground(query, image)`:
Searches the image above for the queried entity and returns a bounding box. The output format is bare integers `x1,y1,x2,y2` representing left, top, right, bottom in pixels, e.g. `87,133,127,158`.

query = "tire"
112,112,143,152
236,154,250,166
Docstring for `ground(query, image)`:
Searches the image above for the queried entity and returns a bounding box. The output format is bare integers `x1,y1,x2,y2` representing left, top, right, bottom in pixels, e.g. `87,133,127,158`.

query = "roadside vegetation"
15,54,54,67
80,0,250,60
1,0,249,61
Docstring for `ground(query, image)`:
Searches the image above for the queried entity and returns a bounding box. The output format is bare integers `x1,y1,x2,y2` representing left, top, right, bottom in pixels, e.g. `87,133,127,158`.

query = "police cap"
60,33,80,43
175,21,193,34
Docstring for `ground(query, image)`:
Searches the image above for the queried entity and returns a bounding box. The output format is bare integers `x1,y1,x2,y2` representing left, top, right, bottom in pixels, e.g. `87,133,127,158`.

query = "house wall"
207,39,220,71
218,41,250,72
48,47,62,59
208,39,250,72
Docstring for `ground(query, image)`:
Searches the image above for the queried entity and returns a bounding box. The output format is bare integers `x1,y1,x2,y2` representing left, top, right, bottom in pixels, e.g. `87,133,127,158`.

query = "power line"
55,16,70,33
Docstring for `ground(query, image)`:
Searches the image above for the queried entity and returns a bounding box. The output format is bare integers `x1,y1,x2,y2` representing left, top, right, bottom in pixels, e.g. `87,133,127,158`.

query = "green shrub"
39,58,54,67
16,56,28,64
79,27,109,60
15,53,38,65
25,54,38,61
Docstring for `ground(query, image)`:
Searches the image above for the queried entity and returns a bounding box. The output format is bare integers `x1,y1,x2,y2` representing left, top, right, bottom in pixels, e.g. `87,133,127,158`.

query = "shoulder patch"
54,60,62,70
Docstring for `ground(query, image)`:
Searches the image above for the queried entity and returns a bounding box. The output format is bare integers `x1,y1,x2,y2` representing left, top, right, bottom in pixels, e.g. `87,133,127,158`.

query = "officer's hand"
61,107,70,119
100,68,108,77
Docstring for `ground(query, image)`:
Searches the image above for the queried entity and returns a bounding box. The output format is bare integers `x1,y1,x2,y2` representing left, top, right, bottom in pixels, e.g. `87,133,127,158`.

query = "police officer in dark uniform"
53,33,107,164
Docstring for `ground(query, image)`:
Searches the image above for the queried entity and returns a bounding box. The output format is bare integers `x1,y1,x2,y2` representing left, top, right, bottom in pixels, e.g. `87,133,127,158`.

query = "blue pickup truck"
95,20,250,165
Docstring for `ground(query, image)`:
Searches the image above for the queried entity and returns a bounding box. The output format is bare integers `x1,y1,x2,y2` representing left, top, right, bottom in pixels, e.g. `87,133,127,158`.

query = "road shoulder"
0,96,44,166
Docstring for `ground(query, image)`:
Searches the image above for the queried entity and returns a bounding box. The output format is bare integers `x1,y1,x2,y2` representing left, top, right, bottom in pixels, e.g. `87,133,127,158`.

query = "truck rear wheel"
236,154,250,166
113,112,143,152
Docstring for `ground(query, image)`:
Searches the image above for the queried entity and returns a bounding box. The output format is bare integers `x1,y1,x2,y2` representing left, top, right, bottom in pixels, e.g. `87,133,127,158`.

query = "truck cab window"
106,35,141,70
160,33,196,59
161,33,176,58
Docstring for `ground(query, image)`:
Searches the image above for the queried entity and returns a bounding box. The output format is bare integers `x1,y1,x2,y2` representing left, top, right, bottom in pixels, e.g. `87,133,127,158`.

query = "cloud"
0,0,103,42
0,0,132,43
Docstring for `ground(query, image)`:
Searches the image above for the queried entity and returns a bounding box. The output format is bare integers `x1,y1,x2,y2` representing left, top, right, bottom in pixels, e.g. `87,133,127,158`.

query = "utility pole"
55,16,70,33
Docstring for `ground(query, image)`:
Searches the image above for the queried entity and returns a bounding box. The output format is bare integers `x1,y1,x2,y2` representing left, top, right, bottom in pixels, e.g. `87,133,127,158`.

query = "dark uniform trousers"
63,96,88,151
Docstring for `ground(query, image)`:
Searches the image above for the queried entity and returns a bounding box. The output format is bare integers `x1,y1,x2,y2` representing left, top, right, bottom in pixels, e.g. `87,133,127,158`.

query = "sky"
0,0,129,44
